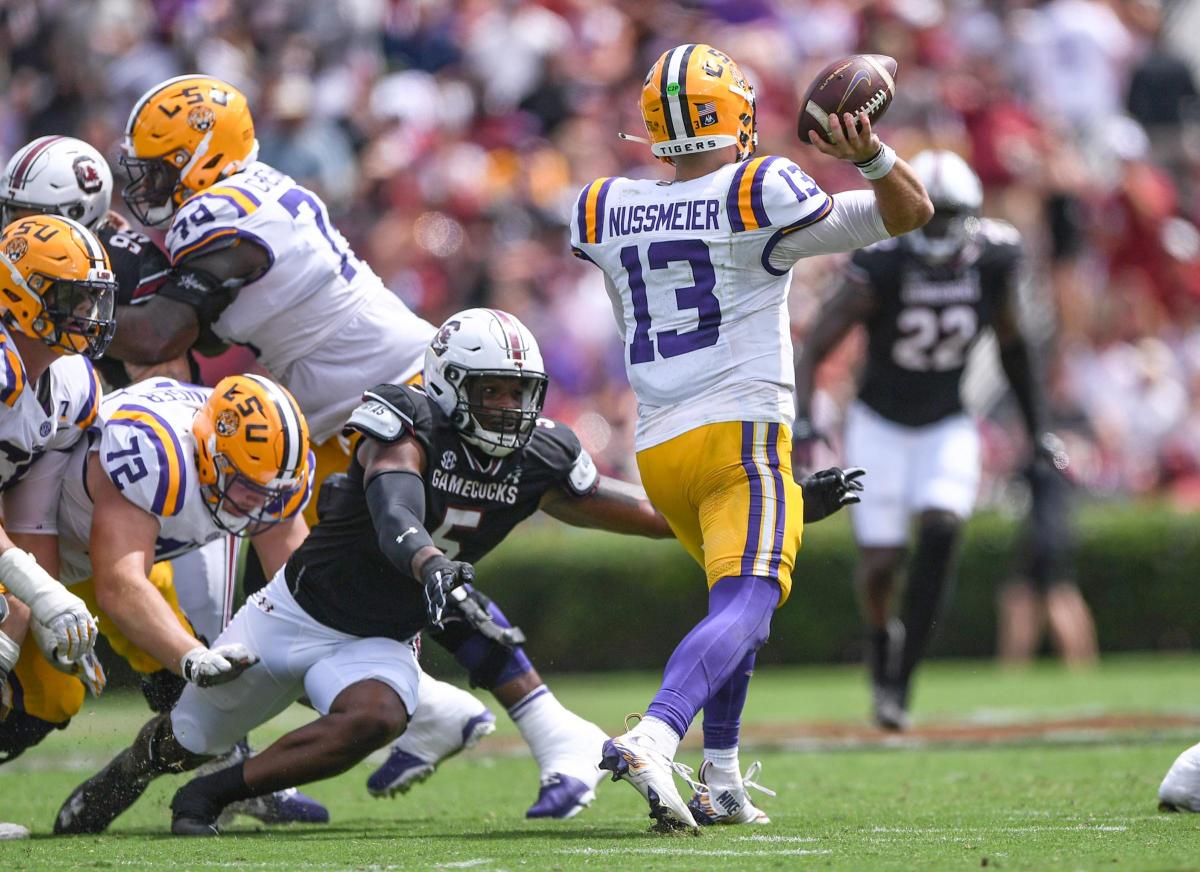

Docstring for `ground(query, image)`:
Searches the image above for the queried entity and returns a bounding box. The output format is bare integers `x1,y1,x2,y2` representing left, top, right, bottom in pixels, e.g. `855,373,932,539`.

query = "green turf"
4,655,1200,870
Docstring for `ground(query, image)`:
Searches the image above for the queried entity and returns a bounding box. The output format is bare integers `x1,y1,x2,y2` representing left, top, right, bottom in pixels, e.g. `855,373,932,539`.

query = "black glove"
800,466,866,523
420,556,475,629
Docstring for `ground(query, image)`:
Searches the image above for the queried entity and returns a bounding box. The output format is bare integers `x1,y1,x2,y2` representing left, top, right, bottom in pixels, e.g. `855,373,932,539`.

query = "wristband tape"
855,143,897,180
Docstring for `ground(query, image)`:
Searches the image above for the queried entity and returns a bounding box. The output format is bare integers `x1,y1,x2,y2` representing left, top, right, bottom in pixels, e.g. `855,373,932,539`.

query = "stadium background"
3,0,1200,673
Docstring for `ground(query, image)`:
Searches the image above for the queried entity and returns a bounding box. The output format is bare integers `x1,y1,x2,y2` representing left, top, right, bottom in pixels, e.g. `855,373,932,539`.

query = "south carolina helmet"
907,150,984,264
192,374,311,536
424,309,548,458
630,44,757,164
121,75,258,226
0,215,116,358
0,136,113,230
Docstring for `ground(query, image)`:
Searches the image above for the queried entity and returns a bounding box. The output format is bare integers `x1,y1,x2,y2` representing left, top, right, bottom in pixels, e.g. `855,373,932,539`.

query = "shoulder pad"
572,177,618,249
0,332,28,408
527,418,598,495
167,185,265,265
728,155,831,233
343,384,420,443
101,403,192,517
52,357,102,435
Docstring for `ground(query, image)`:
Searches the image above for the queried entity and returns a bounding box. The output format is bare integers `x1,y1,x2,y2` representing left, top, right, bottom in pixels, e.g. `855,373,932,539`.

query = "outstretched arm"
539,475,674,538
994,279,1044,443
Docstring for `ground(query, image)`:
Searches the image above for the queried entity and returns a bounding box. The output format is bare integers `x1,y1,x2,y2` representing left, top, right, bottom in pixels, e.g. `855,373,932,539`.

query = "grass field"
4,655,1200,870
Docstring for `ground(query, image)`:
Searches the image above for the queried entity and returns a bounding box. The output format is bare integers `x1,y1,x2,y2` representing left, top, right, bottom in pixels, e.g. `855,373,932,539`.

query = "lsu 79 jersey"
164,161,435,441
0,323,100,490
571,155,833,449
56,378,312,585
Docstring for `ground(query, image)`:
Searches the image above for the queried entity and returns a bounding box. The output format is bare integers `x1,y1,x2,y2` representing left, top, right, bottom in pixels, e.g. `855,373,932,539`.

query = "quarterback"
0,215,115,839
571,44,931,828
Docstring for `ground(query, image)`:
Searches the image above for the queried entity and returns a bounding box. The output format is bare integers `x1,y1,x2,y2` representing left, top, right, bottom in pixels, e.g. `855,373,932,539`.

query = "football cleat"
688,760,775,825
873,682,910,732
526,773,597,820
223,787,330,826
600,736,698,830
170,781,224,837
0,822,30,840
367,708,496,798
54,748,153,835
525,717,608,819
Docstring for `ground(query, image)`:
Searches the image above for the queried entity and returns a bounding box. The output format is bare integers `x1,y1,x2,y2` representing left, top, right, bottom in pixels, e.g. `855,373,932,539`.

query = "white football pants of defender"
171,570,420,756
169,536,240,646
844,401,981,548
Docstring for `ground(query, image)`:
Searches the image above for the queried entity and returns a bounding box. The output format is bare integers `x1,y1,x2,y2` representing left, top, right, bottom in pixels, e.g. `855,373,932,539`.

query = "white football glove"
29,622,107,697
180,643,259,688
0,549,97,662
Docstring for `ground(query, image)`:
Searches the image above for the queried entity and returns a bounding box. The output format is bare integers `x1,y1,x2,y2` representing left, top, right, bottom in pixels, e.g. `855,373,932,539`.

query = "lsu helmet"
628,44,757,164
907,150,984,264
0,215,116,358
121,75,258,226
0,136,113,230
424,309,548,458
193,374,310,536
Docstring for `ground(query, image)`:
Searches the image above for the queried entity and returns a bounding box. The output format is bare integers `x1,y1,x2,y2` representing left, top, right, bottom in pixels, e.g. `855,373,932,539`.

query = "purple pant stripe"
739,422,764,576
764,422,787,576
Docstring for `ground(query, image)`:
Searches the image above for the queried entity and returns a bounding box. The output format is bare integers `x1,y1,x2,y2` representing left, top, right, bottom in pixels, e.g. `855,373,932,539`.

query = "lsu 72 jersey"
0,323,100,490
571,155,833,449
164,161,435,441
56,378,312,585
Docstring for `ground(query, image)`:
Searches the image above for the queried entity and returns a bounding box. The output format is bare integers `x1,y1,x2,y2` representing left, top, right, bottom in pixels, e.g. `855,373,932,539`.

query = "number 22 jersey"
571,155,839,450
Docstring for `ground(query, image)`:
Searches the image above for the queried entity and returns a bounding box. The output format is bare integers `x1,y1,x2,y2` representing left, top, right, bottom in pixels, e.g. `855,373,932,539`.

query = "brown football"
797,54,899,144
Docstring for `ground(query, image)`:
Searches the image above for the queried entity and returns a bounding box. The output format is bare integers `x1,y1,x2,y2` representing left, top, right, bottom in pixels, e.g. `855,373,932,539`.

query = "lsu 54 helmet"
629,44,757,164
424,308,548,458
0,215,116,358
193,374,311,536
0,136,113,230
908,150,984,264
122,75,258,226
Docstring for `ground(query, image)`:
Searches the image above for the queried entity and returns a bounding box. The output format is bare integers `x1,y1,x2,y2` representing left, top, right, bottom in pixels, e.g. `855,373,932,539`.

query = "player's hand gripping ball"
798,54,898,144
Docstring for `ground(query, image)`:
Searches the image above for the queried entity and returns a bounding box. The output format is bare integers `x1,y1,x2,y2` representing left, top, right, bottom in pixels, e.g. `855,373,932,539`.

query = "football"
797,54,899,144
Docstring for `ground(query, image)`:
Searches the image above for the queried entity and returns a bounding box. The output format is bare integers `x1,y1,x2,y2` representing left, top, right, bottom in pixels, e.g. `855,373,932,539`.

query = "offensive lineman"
570,44,931,828
55,308,865,835
793,150,1050,730
0,215,115,838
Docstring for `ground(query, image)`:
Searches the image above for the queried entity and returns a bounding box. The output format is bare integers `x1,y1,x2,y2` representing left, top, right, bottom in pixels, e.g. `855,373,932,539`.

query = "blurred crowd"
2,0,1198,503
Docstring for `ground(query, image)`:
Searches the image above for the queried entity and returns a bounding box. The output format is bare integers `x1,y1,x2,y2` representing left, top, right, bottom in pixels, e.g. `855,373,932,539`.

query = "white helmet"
424,309,548,458
0,136,113,231
907,149,983,264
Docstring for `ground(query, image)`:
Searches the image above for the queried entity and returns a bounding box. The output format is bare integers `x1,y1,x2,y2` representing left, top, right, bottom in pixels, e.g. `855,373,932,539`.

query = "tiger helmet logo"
187,106,216,133
215,408,240,437
3,237,28,263
431,319,461,357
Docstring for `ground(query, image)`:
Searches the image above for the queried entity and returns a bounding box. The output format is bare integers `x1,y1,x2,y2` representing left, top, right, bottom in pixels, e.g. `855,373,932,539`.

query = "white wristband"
0,629,19,676
855,143,897,180
0,547,82,624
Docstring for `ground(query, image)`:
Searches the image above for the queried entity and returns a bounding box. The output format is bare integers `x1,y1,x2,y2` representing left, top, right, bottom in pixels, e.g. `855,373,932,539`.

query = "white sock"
630,715,682,759
393,673,490,761
703,746,742,785
509,686,601,778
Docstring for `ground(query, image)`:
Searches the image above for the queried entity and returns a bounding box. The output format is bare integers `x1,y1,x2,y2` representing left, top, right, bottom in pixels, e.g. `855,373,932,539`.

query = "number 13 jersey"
571,155,834,450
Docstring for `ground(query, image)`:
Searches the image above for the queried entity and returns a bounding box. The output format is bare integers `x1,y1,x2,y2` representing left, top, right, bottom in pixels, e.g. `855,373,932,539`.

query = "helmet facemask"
119,152,184,227
446,368,548,458
34,274,117,358
909,206,980,265
200,451,303,537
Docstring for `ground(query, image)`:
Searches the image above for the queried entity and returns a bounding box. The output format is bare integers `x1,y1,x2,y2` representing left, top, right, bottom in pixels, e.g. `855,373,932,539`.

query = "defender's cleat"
0,822,30,840
688,760,775,825
170,782,225,837
224,787,330,825
1158,742,1200,812
54,749,153,835
873,683,910,732
600,736,698,830
526,773,596,820
367,709,495,797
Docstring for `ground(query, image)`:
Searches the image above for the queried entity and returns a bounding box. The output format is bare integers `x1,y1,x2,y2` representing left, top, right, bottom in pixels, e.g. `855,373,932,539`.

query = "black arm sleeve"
156,266,241,330
1000,339,1044,440
364,469,435,576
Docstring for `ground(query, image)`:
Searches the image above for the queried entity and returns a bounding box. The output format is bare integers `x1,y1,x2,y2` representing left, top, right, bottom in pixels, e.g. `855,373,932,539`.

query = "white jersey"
0,323,100,491
165,162,436,442
571,154,846,450
56,379,311,585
